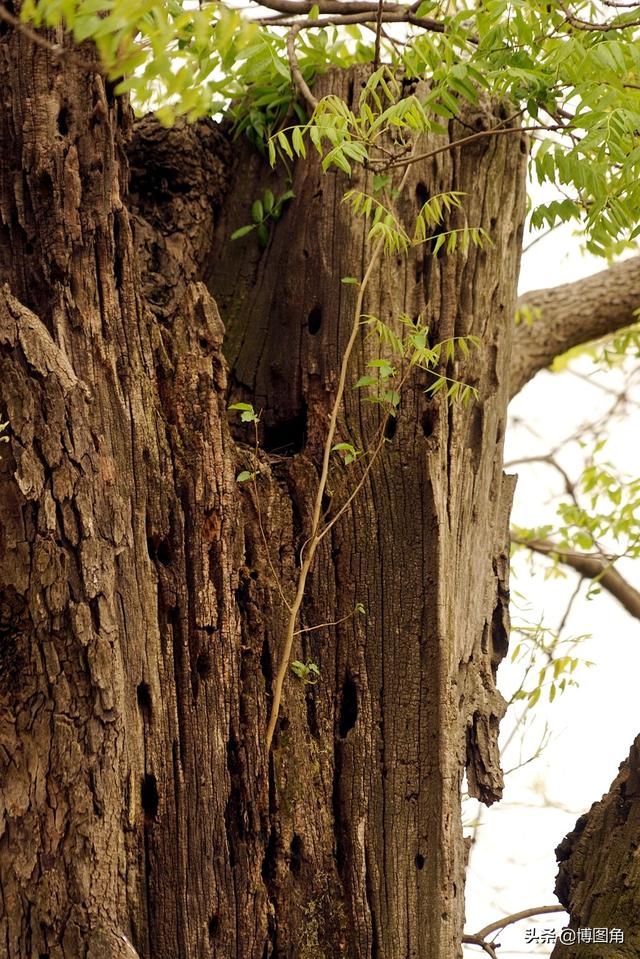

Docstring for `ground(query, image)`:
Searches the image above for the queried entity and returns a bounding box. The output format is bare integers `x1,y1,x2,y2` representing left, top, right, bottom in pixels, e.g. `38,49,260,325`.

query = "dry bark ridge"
0,20,639,959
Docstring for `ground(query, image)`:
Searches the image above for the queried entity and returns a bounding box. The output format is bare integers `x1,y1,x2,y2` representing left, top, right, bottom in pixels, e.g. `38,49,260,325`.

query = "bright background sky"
463,219,640,957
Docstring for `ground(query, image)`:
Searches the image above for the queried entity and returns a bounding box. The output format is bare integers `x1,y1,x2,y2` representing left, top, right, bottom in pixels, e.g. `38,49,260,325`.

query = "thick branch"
515,536,640,622
511,255,640,398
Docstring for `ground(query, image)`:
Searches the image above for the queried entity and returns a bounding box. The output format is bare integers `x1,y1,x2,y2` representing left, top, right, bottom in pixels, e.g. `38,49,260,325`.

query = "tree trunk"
0,23,527,959
550,735,640,959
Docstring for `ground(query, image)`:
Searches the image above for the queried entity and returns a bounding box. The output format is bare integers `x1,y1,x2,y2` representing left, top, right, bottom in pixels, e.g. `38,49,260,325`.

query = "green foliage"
20,0,640,254
236,470,257,484
516,446,640,597
358,313,480,411
509,624,593,709
228,401,259,424
291,660,320,685
331,442,361,466
231,187,295,248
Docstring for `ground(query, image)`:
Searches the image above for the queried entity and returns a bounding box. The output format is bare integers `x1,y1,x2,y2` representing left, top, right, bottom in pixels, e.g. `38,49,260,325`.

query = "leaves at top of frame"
19,0,640,255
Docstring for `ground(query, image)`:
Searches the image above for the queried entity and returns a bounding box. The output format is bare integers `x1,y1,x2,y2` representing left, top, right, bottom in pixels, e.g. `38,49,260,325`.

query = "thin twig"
264,233,386,752
373,0,384,68
293,604,362,635
383,123,566,170
462,935,499,959
286,23,318,111
471,904,565,941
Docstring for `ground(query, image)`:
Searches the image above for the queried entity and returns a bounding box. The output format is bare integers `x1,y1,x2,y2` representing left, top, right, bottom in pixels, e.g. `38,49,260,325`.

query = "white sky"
463,221,640,957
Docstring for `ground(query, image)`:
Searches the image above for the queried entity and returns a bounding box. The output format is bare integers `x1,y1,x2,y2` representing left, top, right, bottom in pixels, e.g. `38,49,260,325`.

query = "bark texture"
551,735,640,959
0,24,529,959
0,24,252,959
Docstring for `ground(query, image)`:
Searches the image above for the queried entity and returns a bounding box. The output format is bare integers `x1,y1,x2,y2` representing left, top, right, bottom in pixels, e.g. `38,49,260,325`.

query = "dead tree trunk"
0,23,526,959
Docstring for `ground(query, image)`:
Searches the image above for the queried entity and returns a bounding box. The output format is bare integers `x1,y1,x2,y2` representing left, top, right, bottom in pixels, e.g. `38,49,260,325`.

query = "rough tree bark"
551,736,640,959
0,15,638,959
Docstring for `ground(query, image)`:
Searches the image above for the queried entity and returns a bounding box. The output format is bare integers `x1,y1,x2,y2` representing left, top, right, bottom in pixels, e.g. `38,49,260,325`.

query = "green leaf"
354,375,378,389
237,471,256,483
251,199,264,223
257,222,270,248
230,223,256,241
341,276,360,285
262,189,275,214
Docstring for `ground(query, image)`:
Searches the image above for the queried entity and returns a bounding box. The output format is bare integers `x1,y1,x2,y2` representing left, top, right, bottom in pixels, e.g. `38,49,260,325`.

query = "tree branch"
254,0,445,31
471,904,565,940
514,536,640,621
511,256,640,398
286,24,318,111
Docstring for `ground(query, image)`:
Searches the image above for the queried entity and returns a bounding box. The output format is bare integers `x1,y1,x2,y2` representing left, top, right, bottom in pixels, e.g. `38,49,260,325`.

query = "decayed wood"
208,69,528,958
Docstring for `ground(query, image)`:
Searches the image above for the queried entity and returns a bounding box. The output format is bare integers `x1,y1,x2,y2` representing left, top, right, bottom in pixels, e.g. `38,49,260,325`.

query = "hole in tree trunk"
208,914,220,940
141,774,159,821
57,107,69,136
196,650,212,679
308,304,322,335
415,182,429,209
289,833,303,875
262,406,307,456
384,416,397,441
261,826,278,881
147,535,171,566
136,682,152,716
156,540,171,566
339,673,358,738
89,596,101,633
421,410,435,438
415,853,425,869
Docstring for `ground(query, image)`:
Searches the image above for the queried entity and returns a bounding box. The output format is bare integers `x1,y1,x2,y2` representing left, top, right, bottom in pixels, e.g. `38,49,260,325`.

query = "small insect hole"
196,651,212,679
384,417,397,441
308,305,322,336
137,682,152,713
141,774,159,821
421,411,435,438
